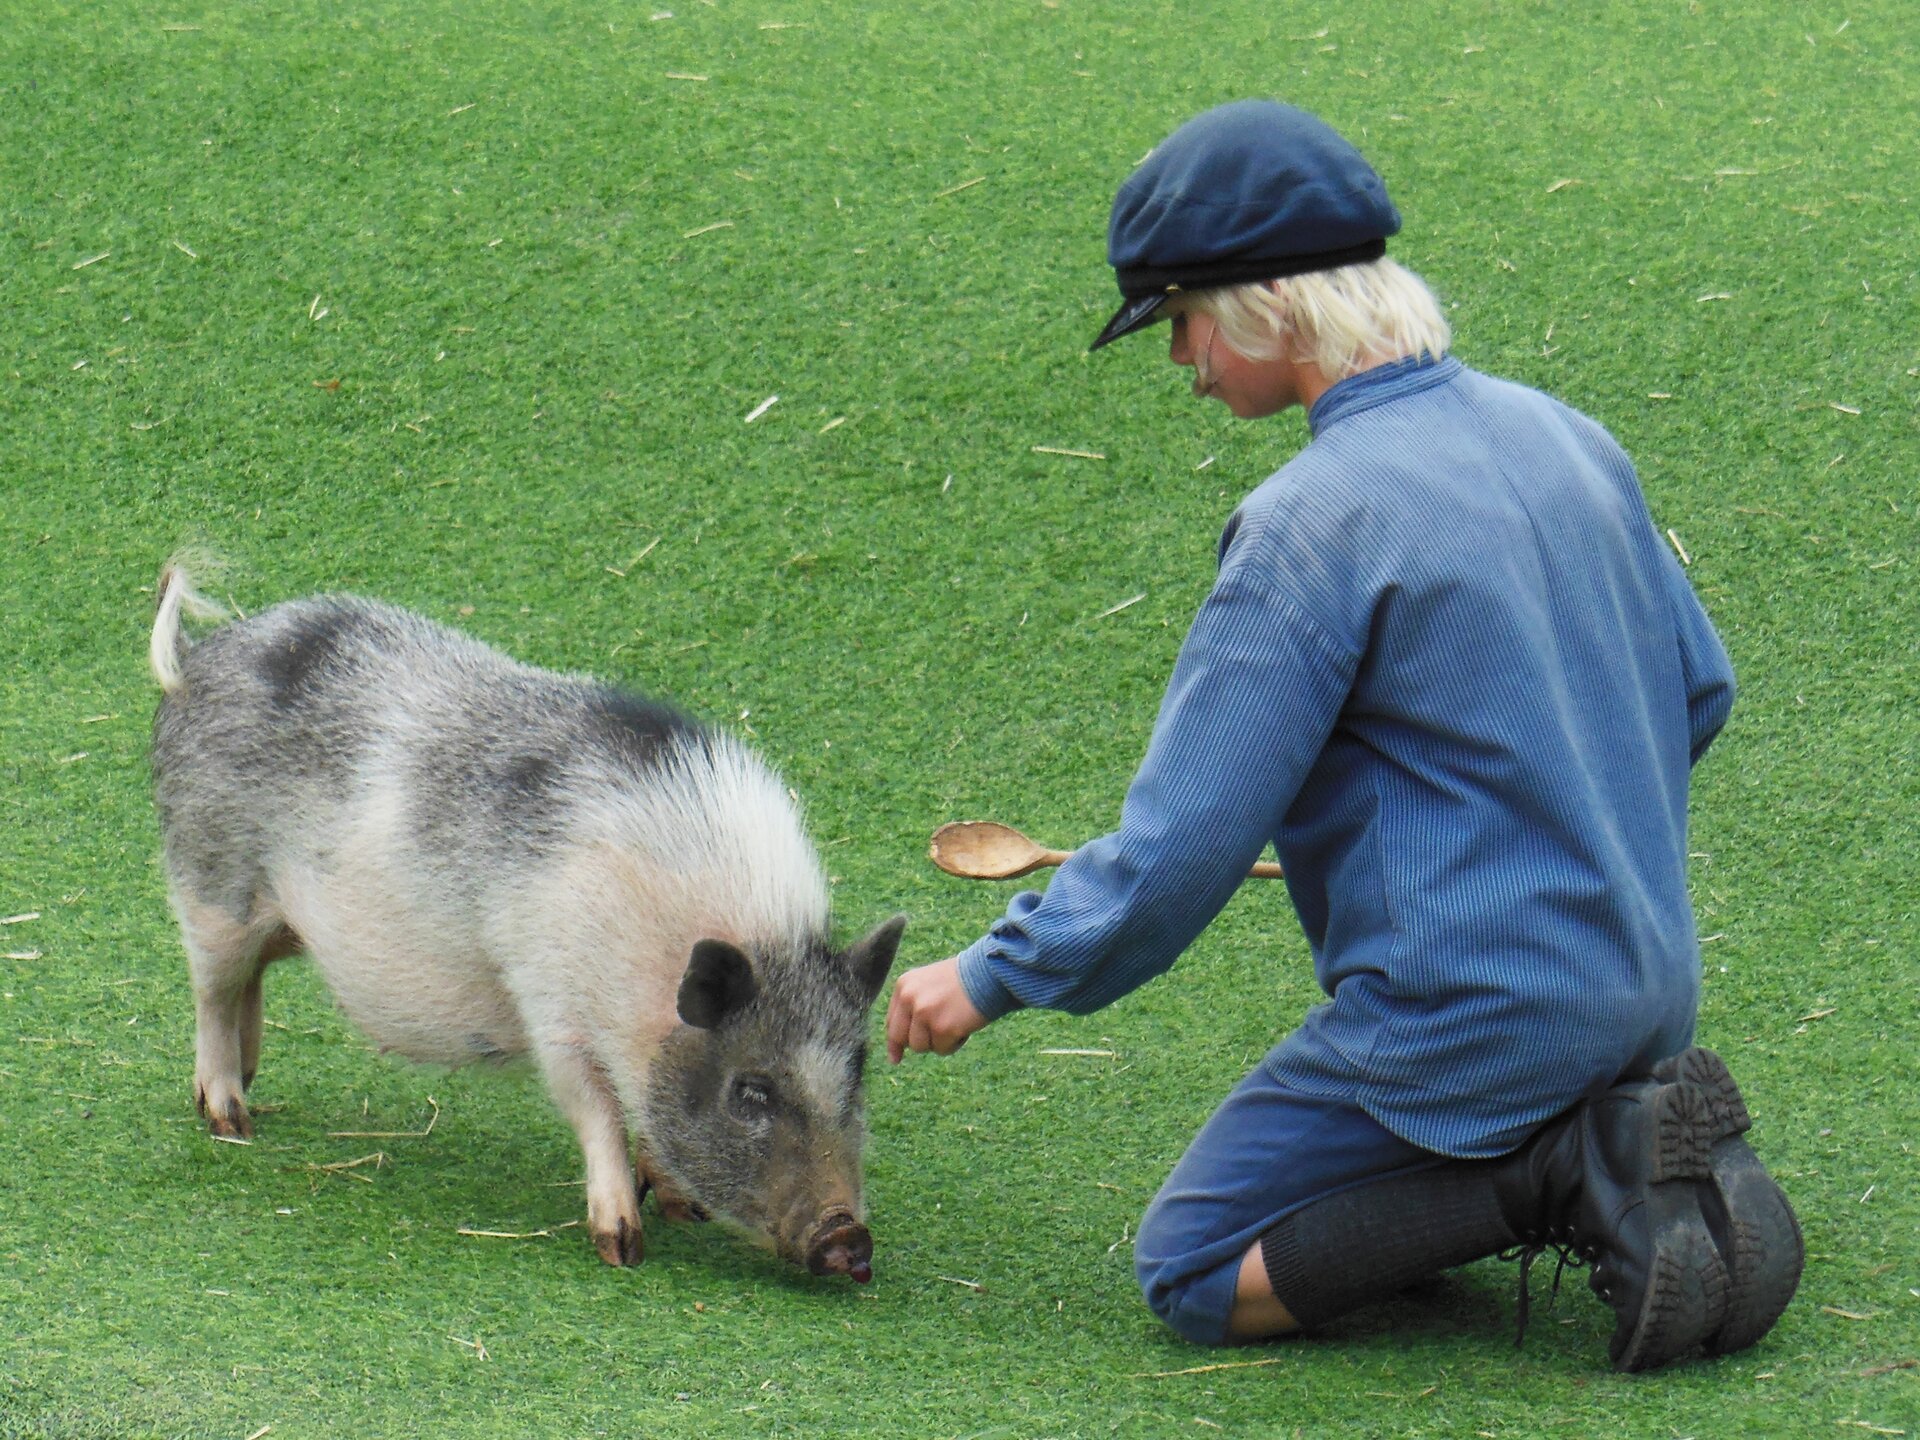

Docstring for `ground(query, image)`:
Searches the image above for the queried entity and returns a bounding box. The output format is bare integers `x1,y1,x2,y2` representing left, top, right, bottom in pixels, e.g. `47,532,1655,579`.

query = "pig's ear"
679,940,758,1029
842,915,908,1006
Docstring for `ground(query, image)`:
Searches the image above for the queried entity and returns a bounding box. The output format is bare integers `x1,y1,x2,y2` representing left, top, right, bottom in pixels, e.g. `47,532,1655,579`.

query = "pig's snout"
804,1210,873,1283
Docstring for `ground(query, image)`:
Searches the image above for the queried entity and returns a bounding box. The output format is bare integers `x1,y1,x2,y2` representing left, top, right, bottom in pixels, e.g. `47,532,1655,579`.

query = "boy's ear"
678,940,758,1029
842,915,909,1006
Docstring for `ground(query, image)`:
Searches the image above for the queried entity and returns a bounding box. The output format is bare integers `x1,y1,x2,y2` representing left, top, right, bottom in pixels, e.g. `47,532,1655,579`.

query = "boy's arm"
937,570,1356,1027
1662,553,1735,764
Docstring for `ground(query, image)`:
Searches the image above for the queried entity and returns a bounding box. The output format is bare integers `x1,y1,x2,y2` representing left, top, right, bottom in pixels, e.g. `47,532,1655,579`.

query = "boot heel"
1648,1082,1716,1183
1646,1048,1803,1356
1614,1212,1731,1372
1702,1166,1804,1355
1654,1047,1752,1140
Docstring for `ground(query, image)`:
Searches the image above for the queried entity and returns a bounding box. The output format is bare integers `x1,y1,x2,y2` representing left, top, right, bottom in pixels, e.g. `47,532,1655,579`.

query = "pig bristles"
149,559,230,693
600,731,831,945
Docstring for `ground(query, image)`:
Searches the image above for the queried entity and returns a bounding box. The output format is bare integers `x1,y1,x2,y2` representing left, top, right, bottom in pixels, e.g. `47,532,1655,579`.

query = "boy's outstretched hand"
886,956,990,1062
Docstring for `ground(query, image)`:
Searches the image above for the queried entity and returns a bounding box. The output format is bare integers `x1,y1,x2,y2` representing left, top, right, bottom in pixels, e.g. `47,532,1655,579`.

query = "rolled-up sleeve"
956,572,1359,1020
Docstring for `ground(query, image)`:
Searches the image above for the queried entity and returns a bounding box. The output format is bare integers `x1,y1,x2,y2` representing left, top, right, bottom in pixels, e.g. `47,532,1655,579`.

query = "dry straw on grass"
328,1098,439,1139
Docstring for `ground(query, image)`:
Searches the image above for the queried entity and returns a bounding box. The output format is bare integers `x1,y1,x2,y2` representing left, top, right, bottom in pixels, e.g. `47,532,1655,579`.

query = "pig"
148,562,904,1281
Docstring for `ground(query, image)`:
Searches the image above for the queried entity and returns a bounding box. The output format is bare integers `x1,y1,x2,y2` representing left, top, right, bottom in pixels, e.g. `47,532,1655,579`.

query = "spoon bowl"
927,820,1065,880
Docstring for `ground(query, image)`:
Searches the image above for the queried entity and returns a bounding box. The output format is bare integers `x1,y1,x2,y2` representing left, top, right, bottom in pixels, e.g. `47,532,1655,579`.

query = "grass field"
2,1,1916,1435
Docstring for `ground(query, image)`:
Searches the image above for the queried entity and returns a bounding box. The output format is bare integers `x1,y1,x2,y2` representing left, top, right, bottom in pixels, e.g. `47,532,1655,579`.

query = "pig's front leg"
636,1141,709,1223
533,1036,644,1266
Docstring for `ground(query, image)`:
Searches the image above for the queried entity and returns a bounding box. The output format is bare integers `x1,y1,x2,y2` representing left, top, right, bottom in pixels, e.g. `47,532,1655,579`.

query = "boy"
885,100,1801,1370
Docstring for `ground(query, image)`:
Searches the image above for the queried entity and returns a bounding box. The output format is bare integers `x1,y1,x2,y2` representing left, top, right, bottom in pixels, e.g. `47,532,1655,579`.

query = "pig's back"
155,599,576,890
152,595,829,1061
155,594,708,896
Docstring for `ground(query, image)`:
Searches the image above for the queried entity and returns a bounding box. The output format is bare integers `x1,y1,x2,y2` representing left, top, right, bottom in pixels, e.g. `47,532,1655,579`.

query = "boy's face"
1166,305,1304,420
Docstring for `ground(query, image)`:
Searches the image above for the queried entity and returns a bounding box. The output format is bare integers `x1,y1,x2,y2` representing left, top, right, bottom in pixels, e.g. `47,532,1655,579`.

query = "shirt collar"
1307,352,1461,436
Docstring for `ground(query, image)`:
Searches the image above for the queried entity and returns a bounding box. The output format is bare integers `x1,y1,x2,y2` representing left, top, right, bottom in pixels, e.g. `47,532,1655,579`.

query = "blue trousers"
1133,1049,1446,1346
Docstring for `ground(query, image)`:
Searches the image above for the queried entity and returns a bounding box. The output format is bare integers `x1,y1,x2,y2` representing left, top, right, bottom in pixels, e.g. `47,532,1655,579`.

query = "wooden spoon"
928,820,1284,881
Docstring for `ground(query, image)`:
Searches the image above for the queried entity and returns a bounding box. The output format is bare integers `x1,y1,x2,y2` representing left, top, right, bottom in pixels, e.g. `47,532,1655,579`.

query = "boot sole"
1650,1048,1805,1355
1612,1081,1731,1373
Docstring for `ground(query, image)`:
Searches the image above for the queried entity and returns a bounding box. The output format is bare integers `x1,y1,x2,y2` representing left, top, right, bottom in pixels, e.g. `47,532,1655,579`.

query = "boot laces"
1498,1225,1594,1347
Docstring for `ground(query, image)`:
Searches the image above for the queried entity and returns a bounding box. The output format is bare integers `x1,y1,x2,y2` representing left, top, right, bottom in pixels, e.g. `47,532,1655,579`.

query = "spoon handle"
1040,849,1284,880
959,847,1284,881
957,848,1071,880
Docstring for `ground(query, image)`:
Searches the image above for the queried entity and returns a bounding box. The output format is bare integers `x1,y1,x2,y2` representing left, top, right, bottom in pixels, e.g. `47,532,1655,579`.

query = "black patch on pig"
259,604,364,711
502,753,554,795
586,686,701,774
493,751,562,836
410,736,568,861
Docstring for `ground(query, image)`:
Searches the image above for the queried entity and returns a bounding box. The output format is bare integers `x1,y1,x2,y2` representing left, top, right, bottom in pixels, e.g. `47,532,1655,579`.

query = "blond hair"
1181,257,1450,380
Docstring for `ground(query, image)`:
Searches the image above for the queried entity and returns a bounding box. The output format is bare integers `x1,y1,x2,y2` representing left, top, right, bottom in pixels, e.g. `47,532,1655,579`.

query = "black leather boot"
1649,1047,1804,1354
1493,1079,1731,1371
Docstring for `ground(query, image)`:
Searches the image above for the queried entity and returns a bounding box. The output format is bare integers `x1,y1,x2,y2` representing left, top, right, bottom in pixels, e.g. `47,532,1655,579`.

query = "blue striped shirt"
956,354,1735,1158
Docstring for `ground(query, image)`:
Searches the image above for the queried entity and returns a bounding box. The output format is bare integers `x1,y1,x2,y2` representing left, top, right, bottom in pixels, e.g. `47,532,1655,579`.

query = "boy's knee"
1134,1201,1236,1347
1137,1255,1233,1347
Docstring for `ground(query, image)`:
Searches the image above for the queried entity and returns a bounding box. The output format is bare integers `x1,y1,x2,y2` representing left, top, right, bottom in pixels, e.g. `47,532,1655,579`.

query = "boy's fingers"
886,961,980,1063
885,986,910,1064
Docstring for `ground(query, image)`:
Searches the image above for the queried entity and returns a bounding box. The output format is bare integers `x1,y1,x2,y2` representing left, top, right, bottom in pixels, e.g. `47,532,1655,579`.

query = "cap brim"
1088,292,1167,352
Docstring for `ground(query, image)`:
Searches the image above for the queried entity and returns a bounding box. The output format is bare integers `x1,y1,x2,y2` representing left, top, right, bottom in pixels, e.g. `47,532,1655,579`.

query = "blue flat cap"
1090,99,1401,351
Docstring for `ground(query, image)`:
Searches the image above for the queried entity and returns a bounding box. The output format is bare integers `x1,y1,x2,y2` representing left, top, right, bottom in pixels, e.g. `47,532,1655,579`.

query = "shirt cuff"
956,935,1026,1023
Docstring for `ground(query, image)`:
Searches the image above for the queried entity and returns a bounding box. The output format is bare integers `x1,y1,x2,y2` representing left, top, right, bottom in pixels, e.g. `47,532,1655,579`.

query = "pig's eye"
730,1076,774,1116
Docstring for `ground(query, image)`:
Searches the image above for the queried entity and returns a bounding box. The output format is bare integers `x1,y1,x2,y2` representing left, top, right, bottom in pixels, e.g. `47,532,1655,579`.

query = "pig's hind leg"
174,895,294,1140
534,1036,646,1266
238,925,304,1091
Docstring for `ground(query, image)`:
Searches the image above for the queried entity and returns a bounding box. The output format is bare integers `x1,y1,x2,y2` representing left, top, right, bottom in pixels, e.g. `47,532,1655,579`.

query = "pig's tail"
149,556,229,693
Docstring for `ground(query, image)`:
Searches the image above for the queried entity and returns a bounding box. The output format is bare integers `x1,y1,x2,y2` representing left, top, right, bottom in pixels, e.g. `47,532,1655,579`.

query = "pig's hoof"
208,1103,253,1140
195,1083,253,1140
594,1215,644,1267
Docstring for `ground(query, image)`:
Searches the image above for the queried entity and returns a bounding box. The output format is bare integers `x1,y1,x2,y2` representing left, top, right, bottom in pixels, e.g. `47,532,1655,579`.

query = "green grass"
2,0,1916,1435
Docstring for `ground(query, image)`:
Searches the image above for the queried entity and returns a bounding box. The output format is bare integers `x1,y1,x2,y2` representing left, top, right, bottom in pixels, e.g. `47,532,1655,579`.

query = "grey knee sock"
1260,1162,1518,1328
